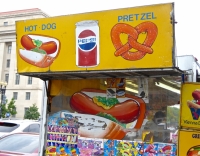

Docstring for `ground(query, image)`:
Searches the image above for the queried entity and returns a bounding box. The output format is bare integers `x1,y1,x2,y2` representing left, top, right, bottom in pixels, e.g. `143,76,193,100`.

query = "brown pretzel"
111,22,158,61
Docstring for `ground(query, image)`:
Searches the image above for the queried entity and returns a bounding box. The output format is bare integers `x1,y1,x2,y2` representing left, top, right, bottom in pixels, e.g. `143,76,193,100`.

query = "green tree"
1,98,17,118
167,106,180,127
7,98,17,116
24,104,40,120
1,103,7,118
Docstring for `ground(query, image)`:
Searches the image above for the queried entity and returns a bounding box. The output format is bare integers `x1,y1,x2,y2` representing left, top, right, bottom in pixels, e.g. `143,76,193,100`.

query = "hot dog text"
24,23,56,32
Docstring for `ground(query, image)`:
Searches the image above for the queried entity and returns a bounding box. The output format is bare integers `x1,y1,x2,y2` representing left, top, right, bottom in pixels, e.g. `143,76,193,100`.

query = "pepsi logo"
78,29,96,52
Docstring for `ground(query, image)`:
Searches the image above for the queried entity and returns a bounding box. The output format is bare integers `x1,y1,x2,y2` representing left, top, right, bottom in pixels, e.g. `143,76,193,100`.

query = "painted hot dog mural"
49,78,146,140
68,88,146,139
19,34,60,68
70,88,145,125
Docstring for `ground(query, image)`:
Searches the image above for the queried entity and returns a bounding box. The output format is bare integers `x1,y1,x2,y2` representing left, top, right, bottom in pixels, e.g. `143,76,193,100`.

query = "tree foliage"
24,104,40,120
1,98,17,118
167,106,180,126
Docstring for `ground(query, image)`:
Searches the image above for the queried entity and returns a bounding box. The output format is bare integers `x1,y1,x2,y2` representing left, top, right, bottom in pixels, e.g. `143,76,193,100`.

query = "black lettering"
184,120,200,125
192,134,197,138
192,134,200,139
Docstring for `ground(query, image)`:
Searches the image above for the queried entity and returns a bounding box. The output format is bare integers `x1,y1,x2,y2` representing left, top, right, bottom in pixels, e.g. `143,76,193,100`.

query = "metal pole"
0,82,7,119
1,88,3,104
39,80,48,156
0,84,2,119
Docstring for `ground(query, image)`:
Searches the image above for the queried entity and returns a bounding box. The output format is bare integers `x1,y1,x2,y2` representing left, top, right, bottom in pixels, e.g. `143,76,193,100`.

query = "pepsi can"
76,20,99,67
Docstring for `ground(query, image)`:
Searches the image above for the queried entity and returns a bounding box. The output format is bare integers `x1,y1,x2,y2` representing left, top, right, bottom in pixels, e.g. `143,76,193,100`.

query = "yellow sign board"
16,3,174,73
180,82,200,130
178,130,200,156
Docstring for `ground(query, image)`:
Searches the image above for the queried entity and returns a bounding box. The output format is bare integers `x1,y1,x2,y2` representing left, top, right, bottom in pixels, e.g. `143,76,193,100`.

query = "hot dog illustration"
70,88,146,129
187,145,200,156
59,112,126,140
19,34,60,68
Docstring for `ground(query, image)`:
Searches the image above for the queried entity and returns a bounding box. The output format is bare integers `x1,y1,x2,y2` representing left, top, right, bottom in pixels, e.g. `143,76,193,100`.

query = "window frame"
24,107,29,114
7,45,12,54
5,74,9,83
13,92,18,100
25,92,31,100
28,76,32,85
6,59,10,68
15,74,20,85
4,22,8,26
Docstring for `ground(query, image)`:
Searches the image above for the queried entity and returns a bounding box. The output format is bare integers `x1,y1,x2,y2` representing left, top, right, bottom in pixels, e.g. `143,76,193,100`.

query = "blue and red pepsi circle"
77,29,97,66
78,30,96,51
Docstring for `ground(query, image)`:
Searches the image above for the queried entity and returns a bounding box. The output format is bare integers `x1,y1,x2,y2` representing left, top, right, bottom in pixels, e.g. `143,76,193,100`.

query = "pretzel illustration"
111,21,158,61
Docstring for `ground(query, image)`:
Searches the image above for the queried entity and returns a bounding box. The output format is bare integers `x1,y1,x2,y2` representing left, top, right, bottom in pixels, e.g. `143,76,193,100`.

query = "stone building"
0,8,49,118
